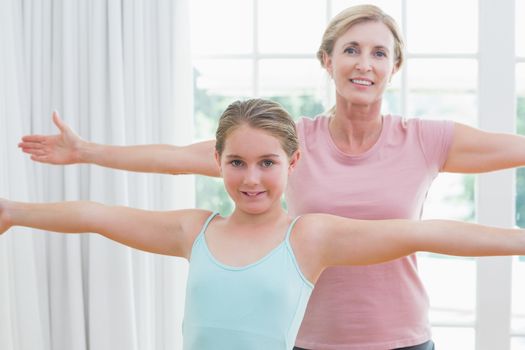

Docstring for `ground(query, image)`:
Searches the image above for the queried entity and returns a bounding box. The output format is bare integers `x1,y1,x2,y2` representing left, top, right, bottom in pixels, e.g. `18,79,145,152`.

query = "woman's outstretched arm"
0,198,209,258
443,122,525,173
18,112,220,177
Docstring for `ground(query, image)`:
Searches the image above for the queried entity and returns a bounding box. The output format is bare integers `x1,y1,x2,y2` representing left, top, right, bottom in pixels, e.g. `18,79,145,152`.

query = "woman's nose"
355,56,372,71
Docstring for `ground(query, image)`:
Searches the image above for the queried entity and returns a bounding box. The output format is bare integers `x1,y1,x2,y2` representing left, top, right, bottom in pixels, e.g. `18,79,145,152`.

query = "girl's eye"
231,160,243,167
374,50,387,58
261,160,274,168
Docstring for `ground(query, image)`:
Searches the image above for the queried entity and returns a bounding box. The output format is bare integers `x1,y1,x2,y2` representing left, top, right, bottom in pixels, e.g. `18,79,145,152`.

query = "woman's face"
324,20,398,108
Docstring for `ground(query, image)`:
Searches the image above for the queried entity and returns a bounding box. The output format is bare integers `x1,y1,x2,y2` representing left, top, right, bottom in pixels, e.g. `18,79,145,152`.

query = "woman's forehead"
338,21,395,48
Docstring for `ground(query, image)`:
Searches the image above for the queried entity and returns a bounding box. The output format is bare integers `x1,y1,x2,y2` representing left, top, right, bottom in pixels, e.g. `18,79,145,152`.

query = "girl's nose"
243,167,260,185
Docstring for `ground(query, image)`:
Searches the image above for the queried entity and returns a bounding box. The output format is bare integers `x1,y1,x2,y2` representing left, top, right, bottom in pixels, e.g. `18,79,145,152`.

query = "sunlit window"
516,0,525,58
190,1,517,349
407,0,478,54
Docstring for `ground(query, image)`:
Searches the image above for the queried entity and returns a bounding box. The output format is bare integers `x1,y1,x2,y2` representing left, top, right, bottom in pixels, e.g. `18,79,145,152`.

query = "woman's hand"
18,111,86,164
0,198,12,235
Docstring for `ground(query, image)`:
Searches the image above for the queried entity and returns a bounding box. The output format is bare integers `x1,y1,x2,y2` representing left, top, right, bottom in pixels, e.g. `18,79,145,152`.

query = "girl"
6,99,525,350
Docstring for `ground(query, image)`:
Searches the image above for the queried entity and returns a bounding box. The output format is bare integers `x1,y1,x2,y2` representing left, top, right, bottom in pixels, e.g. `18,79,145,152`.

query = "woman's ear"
390,60,400,80
322,52,333,78
288,150,301,172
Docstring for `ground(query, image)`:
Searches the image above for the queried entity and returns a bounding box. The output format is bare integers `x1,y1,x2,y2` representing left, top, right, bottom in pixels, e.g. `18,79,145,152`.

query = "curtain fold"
0,1,193,349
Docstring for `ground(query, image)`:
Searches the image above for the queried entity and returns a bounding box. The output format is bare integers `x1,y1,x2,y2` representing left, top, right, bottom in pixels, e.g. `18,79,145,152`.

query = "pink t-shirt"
287,115,454,350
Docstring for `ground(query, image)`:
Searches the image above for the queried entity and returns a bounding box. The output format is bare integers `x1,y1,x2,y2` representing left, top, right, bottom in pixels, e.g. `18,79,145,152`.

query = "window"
190,1,518,348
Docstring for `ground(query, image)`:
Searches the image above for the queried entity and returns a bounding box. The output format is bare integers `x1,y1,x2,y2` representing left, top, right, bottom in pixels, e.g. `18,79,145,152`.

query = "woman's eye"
344,47,357,54
374,50,387,58
261,160,274,168
231,160,243,167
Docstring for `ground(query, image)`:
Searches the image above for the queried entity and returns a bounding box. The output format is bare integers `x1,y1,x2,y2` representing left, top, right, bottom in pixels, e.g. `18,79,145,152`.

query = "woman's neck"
329,100,384,155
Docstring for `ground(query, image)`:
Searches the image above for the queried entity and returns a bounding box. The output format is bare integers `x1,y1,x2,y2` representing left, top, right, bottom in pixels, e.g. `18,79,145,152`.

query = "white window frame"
476,1,516,350
191,0,520,348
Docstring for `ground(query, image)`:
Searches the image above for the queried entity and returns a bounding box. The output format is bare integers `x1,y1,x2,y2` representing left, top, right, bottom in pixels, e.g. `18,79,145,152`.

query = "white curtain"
0,0,193,349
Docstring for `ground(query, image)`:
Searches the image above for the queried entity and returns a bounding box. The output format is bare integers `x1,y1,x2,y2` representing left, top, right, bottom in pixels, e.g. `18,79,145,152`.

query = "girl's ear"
214,151,222,174
288,150,301,172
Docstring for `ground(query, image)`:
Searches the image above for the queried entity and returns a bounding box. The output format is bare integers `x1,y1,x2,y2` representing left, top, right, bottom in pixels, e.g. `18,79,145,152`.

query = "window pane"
410,61,477,226
190,0,253,55
330,0,402,24
517,64,525,100
513,63,525,337
384,69,402,116
259,58,327,118
410,58,477,329
258,0,325,54
407,0,478,54
432,327,475,350
512,256,525,335
517,0,525,57
193,59,252,107
513,337,525,350
407,59,477,125
419,255,476,325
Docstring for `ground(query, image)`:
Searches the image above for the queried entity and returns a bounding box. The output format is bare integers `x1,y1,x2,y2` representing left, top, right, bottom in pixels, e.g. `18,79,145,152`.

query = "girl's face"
216,124,299,215
324,20,398,108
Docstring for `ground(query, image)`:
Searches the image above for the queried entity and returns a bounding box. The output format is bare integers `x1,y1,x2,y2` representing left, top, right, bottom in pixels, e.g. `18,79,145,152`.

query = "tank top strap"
201,211,219,235
191,211,220,253
284,216,302,243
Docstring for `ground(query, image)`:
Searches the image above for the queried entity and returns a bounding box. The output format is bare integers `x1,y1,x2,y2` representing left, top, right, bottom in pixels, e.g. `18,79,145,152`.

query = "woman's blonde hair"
215,99,298,158
317,4,405,70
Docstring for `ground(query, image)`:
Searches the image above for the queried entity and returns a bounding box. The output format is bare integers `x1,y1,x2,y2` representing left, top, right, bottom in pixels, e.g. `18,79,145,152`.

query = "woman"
18,5,525,350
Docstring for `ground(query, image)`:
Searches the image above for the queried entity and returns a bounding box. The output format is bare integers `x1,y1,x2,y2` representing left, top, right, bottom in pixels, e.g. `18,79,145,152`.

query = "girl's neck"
228,203,289,228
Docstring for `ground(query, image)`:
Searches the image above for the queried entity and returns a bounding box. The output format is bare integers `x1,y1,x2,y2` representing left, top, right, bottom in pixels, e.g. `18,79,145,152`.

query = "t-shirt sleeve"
417,119,455,172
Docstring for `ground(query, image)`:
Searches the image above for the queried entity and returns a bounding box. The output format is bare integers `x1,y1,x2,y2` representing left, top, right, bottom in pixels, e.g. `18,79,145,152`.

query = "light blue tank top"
183,212,314,350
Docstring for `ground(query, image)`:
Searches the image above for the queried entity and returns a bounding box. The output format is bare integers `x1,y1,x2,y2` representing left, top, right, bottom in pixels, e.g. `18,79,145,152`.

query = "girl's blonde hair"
317,4,405,70
215,99,299,158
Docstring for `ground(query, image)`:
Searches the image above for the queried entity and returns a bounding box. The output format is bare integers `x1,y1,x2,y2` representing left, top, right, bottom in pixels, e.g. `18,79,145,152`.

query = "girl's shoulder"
180,208,218,232
292,213,333,240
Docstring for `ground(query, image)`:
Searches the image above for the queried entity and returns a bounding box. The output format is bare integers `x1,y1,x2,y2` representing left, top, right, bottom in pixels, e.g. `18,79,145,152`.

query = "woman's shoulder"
296,114,330,129
295,115,331,145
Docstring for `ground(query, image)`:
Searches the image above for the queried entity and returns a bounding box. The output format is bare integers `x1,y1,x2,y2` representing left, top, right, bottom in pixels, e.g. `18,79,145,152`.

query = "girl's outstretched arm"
0,198,209,258
18,112,220,177
298,213,525,269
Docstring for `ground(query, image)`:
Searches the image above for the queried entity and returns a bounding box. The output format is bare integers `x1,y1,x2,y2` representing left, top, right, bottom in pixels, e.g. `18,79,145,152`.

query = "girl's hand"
18,111,86,165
